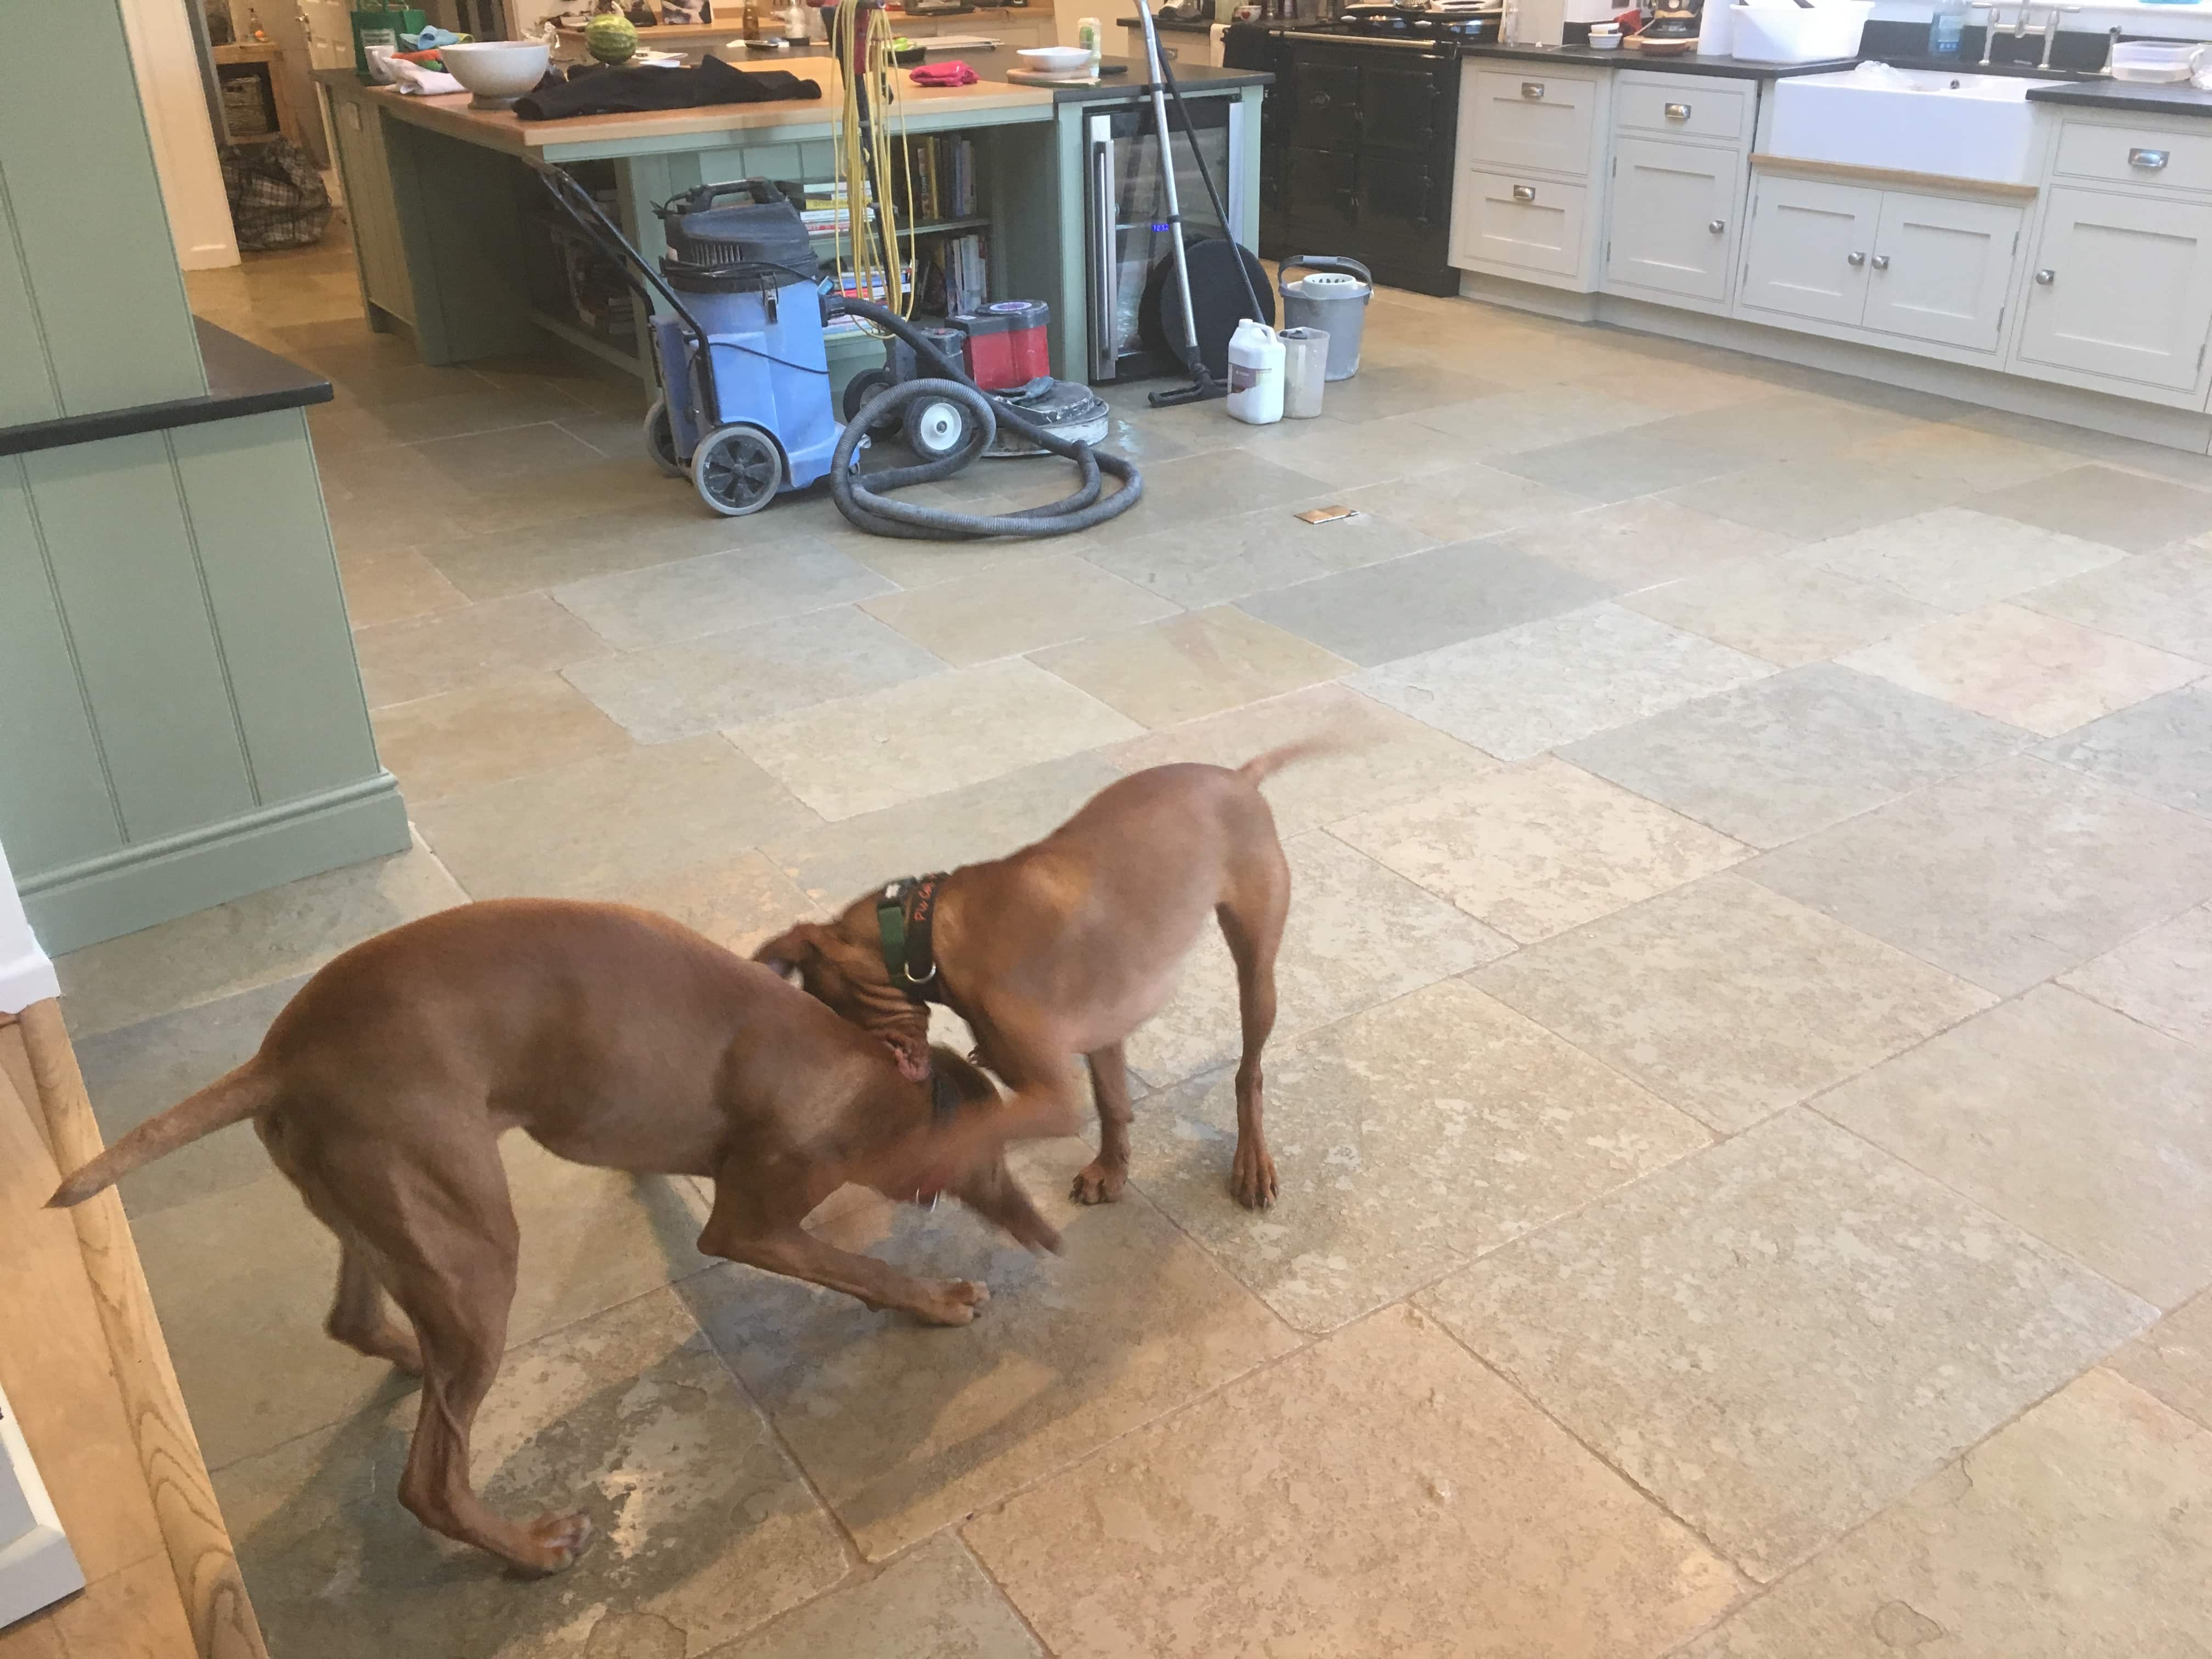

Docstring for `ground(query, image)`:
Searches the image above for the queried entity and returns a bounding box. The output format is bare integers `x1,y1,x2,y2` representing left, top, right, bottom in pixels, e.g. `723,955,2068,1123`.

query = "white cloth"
366,46,467,95
0,838,57,1017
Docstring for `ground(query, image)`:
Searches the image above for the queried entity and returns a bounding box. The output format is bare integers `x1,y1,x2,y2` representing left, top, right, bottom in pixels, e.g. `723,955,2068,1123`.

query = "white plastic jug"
1224,318,1284,426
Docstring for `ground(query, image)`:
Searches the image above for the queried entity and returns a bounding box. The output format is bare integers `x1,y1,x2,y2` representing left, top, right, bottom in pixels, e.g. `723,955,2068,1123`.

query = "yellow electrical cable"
829,0,913,323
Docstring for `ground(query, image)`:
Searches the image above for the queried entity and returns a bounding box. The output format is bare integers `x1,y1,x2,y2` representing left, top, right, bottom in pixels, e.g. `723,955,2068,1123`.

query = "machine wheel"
904,394,971,462
644,398,685,478
841,368,899,434
692,423,783,517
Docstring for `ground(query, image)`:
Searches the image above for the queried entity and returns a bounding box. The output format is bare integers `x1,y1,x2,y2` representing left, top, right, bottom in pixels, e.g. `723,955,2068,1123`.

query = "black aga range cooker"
1225,2,1502,296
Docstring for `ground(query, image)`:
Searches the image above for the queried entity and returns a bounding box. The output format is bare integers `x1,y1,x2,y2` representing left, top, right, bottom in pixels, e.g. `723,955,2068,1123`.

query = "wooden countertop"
325,57,1052,155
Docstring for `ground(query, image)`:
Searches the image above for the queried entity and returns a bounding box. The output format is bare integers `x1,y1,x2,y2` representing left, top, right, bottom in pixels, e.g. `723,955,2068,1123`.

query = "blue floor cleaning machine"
536,168,1138,539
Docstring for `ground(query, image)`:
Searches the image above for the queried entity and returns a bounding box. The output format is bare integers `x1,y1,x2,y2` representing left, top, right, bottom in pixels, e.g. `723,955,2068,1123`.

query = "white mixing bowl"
1017,45,1092,74
440,41,551,108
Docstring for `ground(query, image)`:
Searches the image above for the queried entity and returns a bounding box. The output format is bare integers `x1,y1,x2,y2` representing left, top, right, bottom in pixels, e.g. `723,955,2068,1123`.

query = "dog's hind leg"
325,1241,422,1374
1217,842,1290,1210
1070,1042,1134,1205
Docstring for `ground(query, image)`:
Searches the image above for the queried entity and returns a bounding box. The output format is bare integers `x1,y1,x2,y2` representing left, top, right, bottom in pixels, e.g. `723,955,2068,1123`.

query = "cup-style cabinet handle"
1664,102,1691,120
2130,148,2169,170
1521,81,1544,98
1708,218,1725,233
1847,250,1866,266
2035,268,2056,284
1511,183,1536,201
1871,253,1890,271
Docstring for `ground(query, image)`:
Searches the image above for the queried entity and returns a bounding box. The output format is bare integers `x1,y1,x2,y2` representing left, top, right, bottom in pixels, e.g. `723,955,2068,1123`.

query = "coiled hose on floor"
828,298,1143,540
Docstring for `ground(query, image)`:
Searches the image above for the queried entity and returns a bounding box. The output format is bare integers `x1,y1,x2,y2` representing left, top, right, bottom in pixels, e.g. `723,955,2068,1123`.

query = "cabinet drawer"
2053,120,2212,195
1613,76,1749,145
1464,66,1602,178
1454,170,1589,279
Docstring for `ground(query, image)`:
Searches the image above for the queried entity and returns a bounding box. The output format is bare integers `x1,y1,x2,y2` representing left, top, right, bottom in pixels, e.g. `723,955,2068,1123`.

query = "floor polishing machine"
534,167,1135,539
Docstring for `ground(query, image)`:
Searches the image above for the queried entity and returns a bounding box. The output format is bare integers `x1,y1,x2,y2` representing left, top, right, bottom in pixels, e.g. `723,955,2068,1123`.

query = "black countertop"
2026,79,2212,117
975,49,1269,99
1452,40,1859,77
0,318,332,459
1114,13,1224,32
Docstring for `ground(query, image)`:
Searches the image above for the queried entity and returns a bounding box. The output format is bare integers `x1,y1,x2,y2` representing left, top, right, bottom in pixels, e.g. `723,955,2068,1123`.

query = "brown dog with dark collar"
48,899,1070,1575
754,746,1324,1211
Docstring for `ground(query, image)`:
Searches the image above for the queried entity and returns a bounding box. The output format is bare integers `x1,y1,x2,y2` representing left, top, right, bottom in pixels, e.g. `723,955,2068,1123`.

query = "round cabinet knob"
1708,218,1725,234
1871,253,1890,271
2035,268,2056,285
1847,251,1866,267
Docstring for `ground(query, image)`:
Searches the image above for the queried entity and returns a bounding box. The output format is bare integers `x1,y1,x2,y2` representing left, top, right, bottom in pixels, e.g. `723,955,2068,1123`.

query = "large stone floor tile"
1101,682,1499,838
562,607,947,744
1971,461,2212,552
353,593,611,710
1406,380,1673,452
1820,985,2212,1310
78,975,305,1220
1485,496,1798,591
728,658,1143,821
1420,1110,2153,1582
2059,900,2212,1047
711,1535,1041,1659
1337,460,1595,545
553,538,896,651
1351,603,1776,763
1562,664,2029,850
1077,500,1438,609
1493,425,1740,504
1029,605,1352,730
1237,541,1611,667
215,1289,845,1659
1471,874,1991,1132
763,752,1126,909
139,1143,713,1471
1669,453,1964,543
1637,393,1927,467
335,544,467,629
424,507,754,601
679,1138,1296,1561
1792,506,2124,611
2109,1291,2212,1429
1130,978,1709,1333
370,673,633,803
2037,684,2212,817
1334,756,1747,943
1745,755,2212,995
1844,421,2079,492
859,554,1177,667
1839,603,2201,736
1622,559,1944,667
963,1304,1741,1659
55,833,466,1036
2020,543,2212,661
1680,1369,2212,1657
1124,448,1334,524
1226,411,1489,490
583,848,825,957
413,736,820,899
1126,830,1511,1087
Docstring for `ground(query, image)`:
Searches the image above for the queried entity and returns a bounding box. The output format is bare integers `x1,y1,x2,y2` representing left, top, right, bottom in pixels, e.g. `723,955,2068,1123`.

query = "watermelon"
584,13,638,64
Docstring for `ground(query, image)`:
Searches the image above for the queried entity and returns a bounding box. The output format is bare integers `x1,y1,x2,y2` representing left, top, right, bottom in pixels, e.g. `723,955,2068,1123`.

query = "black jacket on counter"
514,54,821,121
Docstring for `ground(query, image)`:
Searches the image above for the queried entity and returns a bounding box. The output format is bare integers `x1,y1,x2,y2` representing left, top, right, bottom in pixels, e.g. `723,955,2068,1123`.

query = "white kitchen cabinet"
1860,191,2021,354
1464,67,1607,178
2013,184,2212,403
1739,174,1877,328
1454,171,1591,279
1606,134,1740,306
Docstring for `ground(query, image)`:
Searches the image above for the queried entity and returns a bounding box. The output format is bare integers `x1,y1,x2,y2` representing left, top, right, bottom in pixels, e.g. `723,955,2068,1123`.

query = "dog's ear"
751,923,822,979
881,1028,933,1083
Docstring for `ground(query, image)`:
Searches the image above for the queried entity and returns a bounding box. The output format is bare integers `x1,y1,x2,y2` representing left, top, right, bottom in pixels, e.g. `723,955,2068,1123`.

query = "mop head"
984,378,1111,458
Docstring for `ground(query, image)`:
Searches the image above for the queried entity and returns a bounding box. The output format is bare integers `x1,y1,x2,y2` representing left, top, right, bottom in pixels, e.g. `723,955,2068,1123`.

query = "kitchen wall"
1866,0,2212,39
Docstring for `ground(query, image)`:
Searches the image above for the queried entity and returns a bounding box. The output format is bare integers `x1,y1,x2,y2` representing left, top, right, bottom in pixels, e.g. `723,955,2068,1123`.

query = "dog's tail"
1238,736,1346,787
48,1061,277,1209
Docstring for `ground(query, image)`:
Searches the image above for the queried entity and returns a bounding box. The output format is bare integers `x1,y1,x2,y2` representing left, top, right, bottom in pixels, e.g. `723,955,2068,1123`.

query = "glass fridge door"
1087,99,1243,381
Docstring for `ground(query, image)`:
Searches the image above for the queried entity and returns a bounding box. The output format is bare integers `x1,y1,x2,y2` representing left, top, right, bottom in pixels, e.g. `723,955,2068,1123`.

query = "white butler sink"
1768,69,2062,185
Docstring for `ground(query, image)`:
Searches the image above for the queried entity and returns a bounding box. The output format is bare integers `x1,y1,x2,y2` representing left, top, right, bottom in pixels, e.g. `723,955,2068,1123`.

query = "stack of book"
896,134,979,223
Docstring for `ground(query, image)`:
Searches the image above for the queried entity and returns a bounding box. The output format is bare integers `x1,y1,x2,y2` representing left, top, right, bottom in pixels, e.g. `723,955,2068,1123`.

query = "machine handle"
1512,183,1536,201
1090,140,1116,380
2035,267,2056,284
1708,218,1726,234
1521,80,1544,98
664,178,785,216
1664,101,1691,120
2130,148,2169,170
1871,253,1890,270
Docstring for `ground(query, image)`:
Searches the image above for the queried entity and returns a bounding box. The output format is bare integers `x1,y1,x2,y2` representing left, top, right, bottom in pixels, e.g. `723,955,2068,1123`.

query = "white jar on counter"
1225,318,1284,425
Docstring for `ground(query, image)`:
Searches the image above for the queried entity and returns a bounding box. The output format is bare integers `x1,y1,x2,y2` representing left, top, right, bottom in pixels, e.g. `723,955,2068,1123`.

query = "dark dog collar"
877,874,950,1006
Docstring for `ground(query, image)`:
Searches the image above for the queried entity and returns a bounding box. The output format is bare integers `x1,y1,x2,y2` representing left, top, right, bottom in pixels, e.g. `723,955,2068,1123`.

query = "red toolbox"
952,300,1051,391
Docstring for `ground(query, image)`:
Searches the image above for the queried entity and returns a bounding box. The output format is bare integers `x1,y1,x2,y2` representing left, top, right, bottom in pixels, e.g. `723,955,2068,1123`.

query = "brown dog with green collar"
48,899,1070,1575
754,746,1324,1211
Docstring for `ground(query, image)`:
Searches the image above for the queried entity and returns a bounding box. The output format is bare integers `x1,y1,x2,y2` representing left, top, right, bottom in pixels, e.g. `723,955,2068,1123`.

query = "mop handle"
1130,0,1203,369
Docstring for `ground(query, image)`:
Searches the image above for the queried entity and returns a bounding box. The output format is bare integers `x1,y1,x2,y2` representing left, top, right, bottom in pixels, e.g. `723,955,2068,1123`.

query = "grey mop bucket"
1277,256,1373,381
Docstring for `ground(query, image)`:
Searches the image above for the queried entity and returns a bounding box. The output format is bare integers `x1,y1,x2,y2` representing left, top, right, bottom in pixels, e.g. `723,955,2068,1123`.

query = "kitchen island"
319,50,1266,386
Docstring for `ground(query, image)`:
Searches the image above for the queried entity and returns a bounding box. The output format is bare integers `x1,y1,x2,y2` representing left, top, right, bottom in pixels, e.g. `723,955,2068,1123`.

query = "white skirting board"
0,1380,84,1628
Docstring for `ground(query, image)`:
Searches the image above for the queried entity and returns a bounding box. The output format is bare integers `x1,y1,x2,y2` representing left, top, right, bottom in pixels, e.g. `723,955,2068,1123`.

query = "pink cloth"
908,60,979,86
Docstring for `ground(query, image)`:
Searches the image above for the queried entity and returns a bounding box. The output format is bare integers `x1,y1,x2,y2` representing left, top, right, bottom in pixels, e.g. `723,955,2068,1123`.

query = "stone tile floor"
63,224,2212,1654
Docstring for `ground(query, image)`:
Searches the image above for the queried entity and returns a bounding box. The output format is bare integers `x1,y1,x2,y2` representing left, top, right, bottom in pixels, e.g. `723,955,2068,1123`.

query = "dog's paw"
918,1279,990,1325
1230,1146,1278,1211
520,1509,595,1574
1069,1159,1127,1206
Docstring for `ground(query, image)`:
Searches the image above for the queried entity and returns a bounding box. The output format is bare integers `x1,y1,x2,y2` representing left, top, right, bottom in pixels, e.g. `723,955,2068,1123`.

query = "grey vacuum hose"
828,298,1143,540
